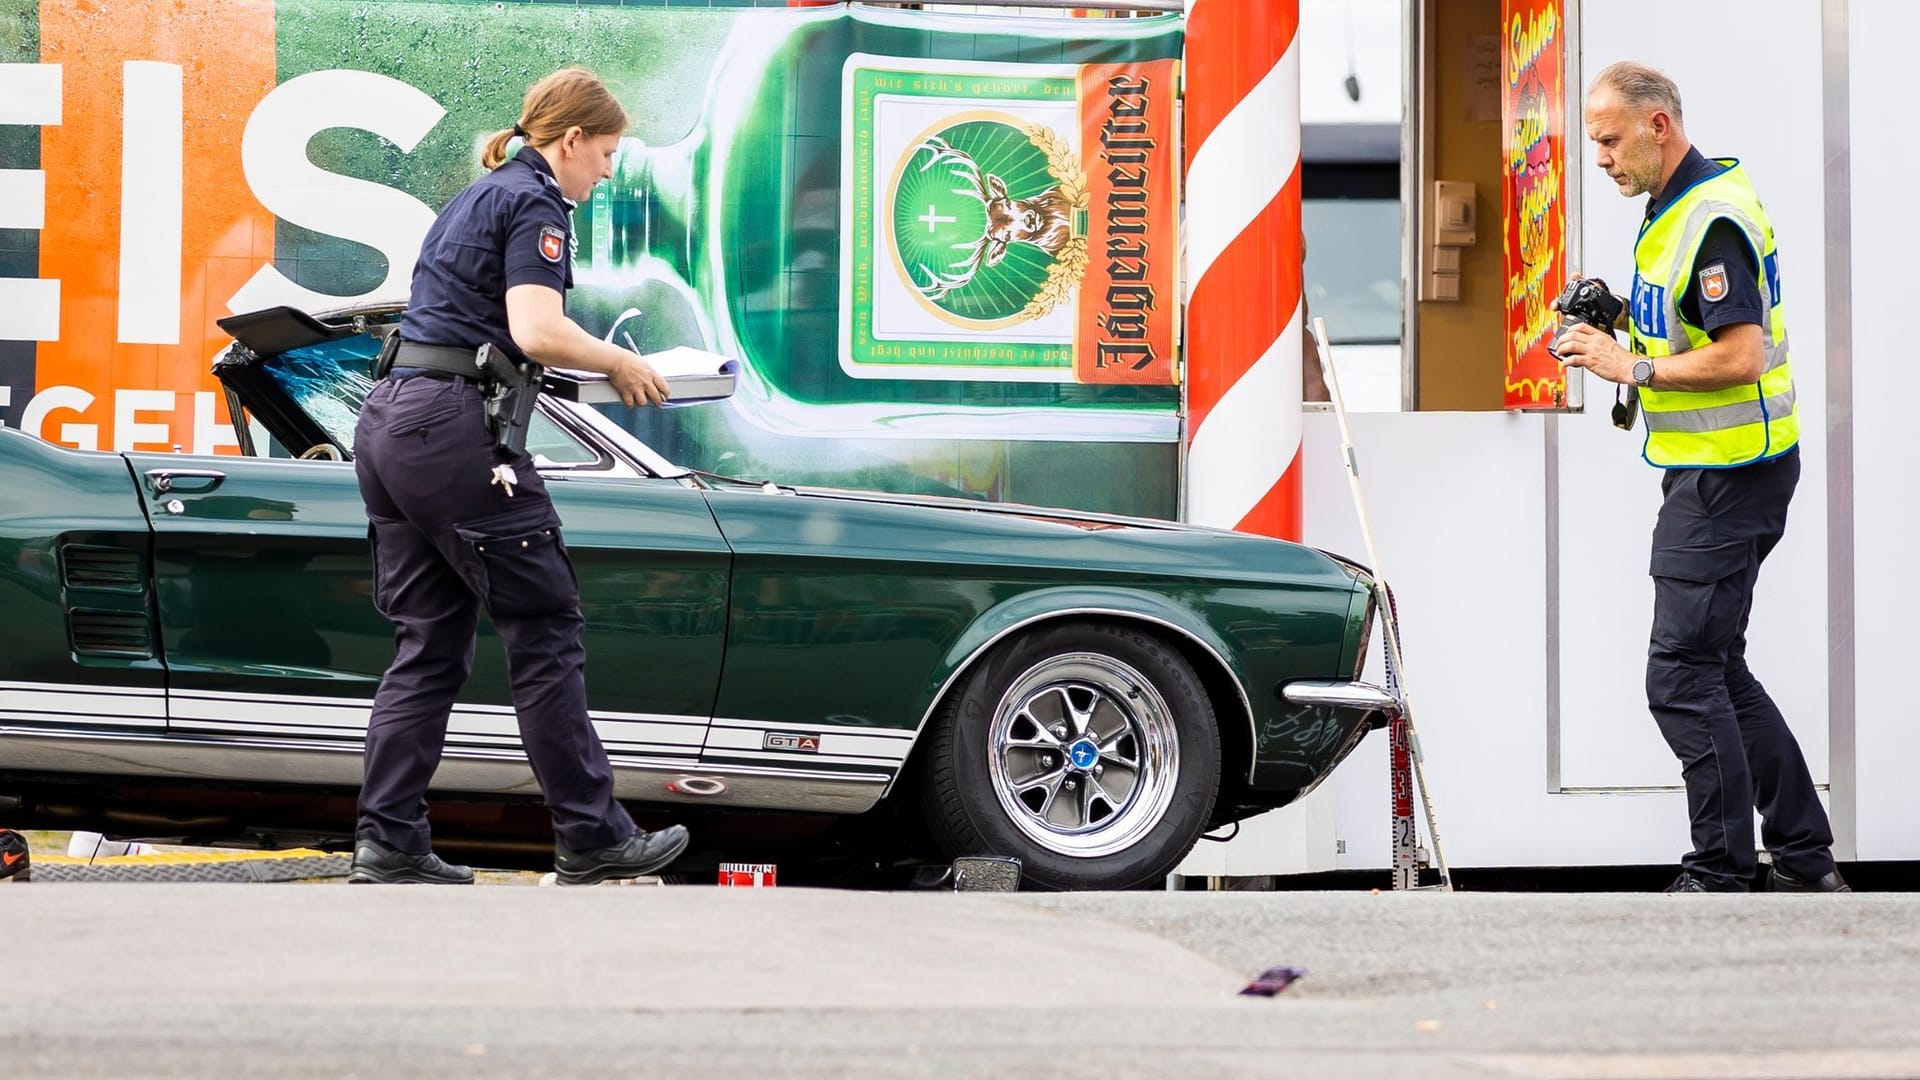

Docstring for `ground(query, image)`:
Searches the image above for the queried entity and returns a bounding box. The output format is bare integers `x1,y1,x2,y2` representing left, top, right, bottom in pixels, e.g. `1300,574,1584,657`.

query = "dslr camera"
1546,277,1625,360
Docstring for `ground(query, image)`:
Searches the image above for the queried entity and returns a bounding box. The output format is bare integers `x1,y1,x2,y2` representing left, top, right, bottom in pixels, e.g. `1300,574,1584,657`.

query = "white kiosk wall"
1849,0,1920,862
1180,0,1903,877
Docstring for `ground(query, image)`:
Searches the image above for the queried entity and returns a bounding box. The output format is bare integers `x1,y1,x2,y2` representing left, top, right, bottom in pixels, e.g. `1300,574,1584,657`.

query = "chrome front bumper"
1282,680,1403,727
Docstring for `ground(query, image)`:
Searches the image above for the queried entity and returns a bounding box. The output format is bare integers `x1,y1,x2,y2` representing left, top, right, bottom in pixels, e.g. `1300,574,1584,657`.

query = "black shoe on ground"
1767,866,1852,893
348,837,474,885
1664,872,1712,893
554,825,690,886
0,829,30,883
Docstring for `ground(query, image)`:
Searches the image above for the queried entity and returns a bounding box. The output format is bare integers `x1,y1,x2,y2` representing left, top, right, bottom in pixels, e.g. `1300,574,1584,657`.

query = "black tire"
917,621,1221,890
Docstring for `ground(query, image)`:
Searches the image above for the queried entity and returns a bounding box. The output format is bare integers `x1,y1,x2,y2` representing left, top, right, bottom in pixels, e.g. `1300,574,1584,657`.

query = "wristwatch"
1632,358,1655,387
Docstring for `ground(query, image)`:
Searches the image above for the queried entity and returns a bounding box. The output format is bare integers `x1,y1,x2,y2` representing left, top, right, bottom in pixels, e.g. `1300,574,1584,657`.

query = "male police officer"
1555,62,1846,893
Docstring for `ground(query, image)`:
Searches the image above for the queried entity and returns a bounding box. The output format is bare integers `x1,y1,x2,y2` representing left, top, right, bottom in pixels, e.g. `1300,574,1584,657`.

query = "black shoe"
348,837,474,885
0,829,30,883
1664,872,1712,893
554,825,690,886
1767,866,1852,893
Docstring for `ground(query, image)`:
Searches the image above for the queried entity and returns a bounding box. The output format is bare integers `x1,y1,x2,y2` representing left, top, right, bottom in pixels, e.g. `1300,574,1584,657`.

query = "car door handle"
144,469,226,496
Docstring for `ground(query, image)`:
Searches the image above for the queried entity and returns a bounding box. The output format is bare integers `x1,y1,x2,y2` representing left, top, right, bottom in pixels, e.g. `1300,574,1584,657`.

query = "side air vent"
69,609,155,659
62,545,145,589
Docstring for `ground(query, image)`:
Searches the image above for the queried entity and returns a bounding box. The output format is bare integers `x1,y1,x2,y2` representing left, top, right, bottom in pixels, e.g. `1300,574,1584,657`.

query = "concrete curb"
20,851,348,883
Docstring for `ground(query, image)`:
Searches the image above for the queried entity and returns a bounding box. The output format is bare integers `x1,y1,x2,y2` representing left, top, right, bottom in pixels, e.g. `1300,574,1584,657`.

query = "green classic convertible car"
0,303,1394,889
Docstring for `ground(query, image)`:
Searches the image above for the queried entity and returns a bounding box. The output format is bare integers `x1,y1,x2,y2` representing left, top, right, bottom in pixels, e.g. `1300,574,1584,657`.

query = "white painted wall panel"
1848,0,1920,862
1298,412,1689,869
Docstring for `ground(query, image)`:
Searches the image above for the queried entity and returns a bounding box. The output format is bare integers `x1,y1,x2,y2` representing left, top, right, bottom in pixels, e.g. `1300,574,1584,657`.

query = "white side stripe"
708,718,914,739
4,684,922,768
0,682,166,726
167,689,708,749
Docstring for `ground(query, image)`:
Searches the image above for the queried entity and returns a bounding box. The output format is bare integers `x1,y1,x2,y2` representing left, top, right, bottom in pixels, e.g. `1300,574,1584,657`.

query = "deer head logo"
910,136,1079,303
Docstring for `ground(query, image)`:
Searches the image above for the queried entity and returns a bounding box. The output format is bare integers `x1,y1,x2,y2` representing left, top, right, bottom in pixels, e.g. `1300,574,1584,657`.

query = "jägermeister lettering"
1094,72,1158,375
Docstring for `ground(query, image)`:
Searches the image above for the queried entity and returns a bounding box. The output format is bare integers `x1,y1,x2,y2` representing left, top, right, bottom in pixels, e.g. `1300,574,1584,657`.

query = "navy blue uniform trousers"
353,373,635,854
1646,446,1834,890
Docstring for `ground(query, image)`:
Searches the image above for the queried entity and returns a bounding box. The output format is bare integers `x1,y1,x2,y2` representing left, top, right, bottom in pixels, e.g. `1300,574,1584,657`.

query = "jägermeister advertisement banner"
0,1,1185,518
843,56,1180,386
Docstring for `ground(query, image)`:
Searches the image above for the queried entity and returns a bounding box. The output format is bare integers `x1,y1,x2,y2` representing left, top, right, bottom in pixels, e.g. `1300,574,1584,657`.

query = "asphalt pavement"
7,885,1918,1078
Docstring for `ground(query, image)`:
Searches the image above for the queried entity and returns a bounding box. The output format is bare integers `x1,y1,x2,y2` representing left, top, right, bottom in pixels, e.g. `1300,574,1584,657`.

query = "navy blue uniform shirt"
1644,147,1768,336
400,147,574,363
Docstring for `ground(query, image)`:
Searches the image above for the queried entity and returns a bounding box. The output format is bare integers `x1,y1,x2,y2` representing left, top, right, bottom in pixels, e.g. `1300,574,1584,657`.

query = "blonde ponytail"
481,128,518,171
486,69,628,171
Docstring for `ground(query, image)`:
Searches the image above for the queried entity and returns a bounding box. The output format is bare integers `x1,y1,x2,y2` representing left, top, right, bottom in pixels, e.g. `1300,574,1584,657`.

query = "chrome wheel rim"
986,653,1179,858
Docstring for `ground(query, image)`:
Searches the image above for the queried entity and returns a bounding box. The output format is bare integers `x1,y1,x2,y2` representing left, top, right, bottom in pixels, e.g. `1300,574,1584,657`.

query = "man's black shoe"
554,825,690,886
1767,866,1852,893
348,837,474,885
1664,872,1711,893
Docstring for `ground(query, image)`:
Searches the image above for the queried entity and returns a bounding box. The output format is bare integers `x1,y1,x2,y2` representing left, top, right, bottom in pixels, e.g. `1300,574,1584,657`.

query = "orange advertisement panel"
1075,60,1180,385
35,0,277,453
1501,0,1568,410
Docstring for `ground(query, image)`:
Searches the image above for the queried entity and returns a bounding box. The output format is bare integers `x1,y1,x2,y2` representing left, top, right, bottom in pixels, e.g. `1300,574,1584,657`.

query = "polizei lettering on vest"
1098,75,1157,370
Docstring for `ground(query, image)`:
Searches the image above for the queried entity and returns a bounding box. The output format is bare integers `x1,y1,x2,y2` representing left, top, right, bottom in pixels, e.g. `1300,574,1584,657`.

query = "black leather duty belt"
385,340,493,382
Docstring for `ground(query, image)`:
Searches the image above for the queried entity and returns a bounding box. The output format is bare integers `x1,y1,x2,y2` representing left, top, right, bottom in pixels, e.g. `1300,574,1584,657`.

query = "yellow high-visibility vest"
1628,160,1797,468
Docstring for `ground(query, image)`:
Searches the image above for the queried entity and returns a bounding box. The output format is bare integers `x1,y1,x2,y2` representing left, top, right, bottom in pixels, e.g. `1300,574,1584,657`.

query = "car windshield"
257,331,686,477
268,337,380,452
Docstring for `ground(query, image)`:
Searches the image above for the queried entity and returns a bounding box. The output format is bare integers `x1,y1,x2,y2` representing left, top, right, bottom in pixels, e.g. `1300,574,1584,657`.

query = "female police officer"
347,68,688,885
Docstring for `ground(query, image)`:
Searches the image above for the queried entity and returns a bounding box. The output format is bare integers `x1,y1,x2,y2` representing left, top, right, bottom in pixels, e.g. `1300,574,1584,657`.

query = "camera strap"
1611,384,1640,431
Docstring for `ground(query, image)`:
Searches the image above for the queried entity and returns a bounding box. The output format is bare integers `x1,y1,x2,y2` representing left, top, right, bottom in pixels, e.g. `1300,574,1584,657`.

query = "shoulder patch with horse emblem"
1698,263,1728,304
538,224,565,264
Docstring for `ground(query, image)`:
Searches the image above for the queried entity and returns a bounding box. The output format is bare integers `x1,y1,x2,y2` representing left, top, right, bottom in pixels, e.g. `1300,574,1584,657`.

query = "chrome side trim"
0,726,888,815
1281,679,1400,713
788,487,1184,533
1822,0,1856,861
890,607,1258,795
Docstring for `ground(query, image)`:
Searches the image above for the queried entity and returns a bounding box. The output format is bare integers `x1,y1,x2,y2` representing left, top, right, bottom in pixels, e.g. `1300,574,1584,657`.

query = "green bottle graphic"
566,7,1187,514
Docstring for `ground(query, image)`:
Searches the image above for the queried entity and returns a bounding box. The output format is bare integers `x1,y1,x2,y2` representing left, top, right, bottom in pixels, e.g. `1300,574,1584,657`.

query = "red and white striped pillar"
1183,0,1304,540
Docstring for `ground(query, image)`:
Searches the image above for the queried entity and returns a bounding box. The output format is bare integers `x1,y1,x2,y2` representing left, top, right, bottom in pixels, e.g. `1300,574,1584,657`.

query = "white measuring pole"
1311,317,1453,891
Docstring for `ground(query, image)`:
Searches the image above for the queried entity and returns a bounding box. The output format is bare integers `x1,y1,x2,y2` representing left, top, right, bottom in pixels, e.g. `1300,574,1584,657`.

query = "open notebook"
542,346,738,407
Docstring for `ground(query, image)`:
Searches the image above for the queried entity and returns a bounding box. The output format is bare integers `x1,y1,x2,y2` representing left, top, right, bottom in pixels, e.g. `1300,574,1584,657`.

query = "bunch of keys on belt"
489,462,518,497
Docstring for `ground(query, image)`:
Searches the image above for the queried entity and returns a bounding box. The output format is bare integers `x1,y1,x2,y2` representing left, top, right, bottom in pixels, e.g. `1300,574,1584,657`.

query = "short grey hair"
1591,61,1684,125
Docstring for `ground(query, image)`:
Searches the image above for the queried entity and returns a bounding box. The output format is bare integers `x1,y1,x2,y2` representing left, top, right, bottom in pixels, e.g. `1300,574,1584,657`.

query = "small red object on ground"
718,862,776,888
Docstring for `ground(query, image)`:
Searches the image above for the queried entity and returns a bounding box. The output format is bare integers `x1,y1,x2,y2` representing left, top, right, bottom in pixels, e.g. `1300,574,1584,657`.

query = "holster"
475,344,543,460
373,331,402,379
